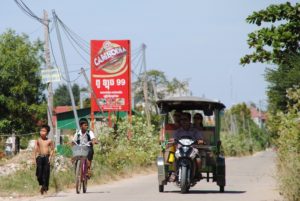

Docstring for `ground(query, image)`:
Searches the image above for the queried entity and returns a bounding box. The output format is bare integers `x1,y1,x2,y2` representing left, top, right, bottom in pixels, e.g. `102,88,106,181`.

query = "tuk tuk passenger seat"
201,128,215,145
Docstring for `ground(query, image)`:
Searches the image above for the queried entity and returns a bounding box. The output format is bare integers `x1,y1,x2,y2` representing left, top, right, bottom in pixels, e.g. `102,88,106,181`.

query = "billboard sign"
91,40,131,112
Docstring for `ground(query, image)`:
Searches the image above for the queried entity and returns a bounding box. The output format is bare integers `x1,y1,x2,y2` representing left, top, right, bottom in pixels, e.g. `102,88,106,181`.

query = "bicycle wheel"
82,159,87,193
75,160,81,194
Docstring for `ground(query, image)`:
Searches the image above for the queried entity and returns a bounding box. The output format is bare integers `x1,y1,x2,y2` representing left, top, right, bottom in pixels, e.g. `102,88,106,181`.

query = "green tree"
0,30,46,134
53,83,80,106
133,69,190,113
80,87,90,108
240,2,300,65
265,55,300,112
167,78,190,96
221,103,268,156
241,2,300,112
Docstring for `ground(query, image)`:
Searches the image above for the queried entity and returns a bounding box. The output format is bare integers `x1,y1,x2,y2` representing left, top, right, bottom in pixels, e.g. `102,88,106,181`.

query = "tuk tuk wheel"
219,185,224,192
159,184,164,192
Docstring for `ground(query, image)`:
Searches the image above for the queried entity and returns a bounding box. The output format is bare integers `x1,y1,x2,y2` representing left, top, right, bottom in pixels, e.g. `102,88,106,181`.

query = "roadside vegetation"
267,87,300,201
0,116,159,196
220,103,269,156
241,2,300,200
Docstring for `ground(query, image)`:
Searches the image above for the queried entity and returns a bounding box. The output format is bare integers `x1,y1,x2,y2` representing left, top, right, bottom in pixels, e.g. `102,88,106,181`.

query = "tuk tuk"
156,96,226,193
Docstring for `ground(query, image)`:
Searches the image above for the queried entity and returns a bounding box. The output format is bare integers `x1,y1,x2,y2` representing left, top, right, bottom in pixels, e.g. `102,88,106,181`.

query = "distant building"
250,107,267,128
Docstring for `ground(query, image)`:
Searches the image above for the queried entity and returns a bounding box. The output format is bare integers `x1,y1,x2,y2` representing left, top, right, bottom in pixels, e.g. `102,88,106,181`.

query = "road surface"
9,149,283,201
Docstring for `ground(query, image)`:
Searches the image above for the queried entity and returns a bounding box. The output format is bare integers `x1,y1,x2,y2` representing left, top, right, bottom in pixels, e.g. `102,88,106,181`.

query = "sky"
1,0,297,108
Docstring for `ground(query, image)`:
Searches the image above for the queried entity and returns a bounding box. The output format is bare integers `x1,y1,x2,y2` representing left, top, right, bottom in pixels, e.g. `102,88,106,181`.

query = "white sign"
41,68,61,83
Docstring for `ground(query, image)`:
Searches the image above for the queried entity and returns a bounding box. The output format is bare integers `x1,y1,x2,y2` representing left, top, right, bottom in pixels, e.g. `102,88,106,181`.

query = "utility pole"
142,44,151,127
52,10,80,130
80,68,104,115
43,10,54,140
151,80,159,114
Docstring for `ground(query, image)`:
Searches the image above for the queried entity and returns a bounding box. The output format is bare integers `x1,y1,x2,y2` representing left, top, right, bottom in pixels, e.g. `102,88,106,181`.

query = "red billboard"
91,40,131,112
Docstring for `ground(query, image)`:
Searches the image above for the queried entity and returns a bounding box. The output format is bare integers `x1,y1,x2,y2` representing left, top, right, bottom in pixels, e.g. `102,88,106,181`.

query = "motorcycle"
156,96,226,193
174,136,200,193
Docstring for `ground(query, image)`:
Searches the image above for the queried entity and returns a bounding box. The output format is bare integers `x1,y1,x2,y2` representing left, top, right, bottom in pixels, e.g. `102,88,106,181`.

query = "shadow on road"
85,191,111,194
43,194,67,198
164,190,246,194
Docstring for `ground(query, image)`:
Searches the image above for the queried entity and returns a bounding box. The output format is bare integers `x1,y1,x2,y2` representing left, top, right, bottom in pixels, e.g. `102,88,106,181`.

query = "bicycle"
72,141,91,194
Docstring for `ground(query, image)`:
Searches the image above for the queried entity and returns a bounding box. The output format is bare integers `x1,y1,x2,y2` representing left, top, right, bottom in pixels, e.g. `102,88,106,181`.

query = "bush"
95,116,159,172
0,115,160,196
220,103,269,156
271,87,300,201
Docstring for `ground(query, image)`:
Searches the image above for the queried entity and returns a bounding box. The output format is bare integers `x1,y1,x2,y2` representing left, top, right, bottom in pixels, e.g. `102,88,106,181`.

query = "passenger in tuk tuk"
193,113,206,131
166,110,182,130
172,112,204,179
160,110,182,142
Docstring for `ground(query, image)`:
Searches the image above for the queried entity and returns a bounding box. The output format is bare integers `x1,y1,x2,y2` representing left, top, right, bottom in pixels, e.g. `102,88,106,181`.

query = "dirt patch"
0,151,32,177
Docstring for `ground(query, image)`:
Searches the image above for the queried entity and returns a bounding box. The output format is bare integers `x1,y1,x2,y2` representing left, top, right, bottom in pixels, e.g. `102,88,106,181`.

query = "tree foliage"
0,30,46,133
166,78,190,96
241,2,300,65
133,70,167,104
241,2,300,113
269,87,300,201
133,69,190,112
265,55,300,112
221,103,269,156
53,83,80,107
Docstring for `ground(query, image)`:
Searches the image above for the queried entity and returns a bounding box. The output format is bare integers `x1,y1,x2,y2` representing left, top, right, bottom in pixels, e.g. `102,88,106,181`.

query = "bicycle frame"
74,156,88,194
72,141,91,194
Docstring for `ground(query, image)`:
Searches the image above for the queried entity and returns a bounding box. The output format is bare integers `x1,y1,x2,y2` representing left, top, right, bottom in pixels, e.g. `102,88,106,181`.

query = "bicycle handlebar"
72,141,92,146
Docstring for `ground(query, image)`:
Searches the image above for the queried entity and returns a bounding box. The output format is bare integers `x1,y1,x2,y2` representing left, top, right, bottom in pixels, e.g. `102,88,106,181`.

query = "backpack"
76,130,92,146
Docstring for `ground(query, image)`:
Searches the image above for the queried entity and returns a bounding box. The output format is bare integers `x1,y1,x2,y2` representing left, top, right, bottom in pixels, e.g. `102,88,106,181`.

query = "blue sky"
1,0,297,108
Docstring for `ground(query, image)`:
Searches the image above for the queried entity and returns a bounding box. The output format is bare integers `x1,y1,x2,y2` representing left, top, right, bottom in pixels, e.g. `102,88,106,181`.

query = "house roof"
54,106,72,114
250,107,267,120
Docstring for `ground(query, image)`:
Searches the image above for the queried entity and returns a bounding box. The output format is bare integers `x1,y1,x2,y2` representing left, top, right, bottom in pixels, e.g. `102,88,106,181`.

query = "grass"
0,151,157,197
0,162,155,197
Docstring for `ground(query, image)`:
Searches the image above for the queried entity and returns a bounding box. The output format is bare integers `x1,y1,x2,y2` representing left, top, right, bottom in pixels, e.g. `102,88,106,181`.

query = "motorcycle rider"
172,112,204,180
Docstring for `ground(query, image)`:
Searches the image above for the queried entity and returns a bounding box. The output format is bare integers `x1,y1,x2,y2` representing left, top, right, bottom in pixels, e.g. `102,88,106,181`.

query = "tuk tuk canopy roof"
156,96,226,113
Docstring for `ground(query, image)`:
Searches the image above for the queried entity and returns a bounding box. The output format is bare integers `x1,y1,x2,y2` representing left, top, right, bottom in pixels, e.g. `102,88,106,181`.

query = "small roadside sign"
41,68,61,83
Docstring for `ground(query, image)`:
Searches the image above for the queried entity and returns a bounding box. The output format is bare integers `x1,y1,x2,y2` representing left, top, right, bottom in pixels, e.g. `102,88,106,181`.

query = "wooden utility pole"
151,80,159,114
43,10,54,140
142,44,151,127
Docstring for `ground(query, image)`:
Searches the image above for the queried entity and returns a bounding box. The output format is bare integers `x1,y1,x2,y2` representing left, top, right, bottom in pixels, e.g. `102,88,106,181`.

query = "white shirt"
72,130,95,146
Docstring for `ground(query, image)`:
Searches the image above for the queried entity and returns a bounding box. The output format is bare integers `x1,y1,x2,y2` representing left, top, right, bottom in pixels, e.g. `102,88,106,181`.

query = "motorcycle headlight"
179,139,194,146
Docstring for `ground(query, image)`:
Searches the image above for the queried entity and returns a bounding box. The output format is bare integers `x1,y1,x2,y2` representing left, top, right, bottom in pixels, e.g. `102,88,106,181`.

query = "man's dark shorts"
87,146,94,161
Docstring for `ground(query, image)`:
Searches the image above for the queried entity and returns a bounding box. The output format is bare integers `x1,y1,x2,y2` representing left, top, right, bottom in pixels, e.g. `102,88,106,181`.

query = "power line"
14,0,46,25
132,53,143,73
28,25,42,35
56,16,89,53
60,23,90,64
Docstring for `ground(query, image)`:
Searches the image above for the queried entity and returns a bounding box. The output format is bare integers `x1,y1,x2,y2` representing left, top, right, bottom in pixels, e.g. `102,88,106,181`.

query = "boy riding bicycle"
72,118,97,177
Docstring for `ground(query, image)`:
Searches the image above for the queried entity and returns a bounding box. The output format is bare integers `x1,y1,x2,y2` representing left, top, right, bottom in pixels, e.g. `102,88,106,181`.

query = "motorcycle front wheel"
180,166,189,194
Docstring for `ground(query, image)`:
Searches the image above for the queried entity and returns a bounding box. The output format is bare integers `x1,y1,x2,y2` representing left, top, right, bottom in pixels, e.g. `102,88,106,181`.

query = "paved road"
17,149,282,201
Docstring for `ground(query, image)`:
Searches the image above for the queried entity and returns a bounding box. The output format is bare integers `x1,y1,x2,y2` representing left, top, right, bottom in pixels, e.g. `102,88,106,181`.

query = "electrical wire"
56,16,89,53
14,0,46,25
60,23,90,64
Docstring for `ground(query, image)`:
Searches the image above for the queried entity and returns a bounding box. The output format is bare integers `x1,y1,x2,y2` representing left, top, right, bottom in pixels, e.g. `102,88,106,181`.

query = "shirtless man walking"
33,125,54,194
